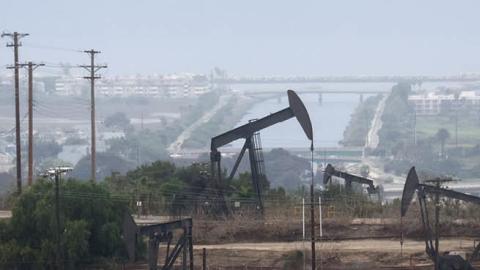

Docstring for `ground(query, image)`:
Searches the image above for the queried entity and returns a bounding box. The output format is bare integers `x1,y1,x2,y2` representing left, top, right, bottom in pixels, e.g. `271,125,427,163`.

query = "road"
356,93,407,195
365,95,387,150
167,94,232,154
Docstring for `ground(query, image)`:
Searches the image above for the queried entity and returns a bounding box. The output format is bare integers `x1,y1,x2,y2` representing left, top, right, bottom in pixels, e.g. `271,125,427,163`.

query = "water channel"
229,82,395,149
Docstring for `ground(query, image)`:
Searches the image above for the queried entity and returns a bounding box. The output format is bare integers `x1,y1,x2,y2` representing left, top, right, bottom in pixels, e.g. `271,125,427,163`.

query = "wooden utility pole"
310,144,316,270
54,171,62,269
1,31,29,194
80,50,107,182
41,167,72,270
19,62,44,186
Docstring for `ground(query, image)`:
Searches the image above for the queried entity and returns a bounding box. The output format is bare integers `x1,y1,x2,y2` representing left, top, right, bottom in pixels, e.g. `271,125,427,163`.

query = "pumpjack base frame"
123,214,194,270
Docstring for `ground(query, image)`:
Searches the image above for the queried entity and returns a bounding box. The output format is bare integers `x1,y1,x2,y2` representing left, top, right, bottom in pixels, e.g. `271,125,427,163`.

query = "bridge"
214,74,480,84
242,89,389,104
243,89,389,96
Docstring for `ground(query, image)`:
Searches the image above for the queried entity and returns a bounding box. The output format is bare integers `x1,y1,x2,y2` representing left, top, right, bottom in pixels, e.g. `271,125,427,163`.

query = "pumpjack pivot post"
210,90,313,216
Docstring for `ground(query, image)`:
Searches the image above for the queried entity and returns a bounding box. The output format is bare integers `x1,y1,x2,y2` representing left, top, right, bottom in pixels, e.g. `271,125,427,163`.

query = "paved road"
167,94,232,154
365,95,387,150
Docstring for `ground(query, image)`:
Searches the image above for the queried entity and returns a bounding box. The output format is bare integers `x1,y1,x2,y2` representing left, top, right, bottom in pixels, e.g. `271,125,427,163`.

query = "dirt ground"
124,238,479,269
131,217,480,269
192,238,479,269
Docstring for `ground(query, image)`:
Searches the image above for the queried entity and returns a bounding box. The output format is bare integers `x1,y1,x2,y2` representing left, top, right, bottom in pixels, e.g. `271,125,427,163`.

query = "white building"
409,91,480,115
55,77,87,96
92,73,210,98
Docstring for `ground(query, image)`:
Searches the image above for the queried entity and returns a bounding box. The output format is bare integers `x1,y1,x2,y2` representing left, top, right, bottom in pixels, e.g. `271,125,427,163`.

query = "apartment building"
408,91,480,115
55,73,210,98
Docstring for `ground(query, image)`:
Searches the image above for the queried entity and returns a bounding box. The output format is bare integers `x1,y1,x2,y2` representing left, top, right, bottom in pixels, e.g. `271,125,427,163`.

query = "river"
231,93,360,148
228,82,395,149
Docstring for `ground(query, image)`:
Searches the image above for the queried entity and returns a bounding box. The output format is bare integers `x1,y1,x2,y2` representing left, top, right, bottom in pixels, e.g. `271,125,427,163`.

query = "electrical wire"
0,112,28,137
21,42,83,53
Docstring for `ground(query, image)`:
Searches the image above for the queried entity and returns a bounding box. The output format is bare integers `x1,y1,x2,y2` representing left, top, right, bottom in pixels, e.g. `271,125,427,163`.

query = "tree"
106,129,169,164
378,83,414,152
72,152,136,181
33,138,63,162
435,128,450,159
0,179,129,269
104,112,131,130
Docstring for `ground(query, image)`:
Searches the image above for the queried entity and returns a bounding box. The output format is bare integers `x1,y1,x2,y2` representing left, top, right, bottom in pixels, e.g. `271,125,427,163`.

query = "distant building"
53,73,210,98
408,91,480,115
54,76,87,96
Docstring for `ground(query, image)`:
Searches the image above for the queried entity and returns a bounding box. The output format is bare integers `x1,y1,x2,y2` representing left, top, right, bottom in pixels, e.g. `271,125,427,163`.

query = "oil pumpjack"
209,90,313,215
401,167,480,270
323,163,380,199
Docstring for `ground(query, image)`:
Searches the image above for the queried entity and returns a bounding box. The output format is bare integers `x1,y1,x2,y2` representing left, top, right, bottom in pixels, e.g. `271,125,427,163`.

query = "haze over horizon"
1,0,480,77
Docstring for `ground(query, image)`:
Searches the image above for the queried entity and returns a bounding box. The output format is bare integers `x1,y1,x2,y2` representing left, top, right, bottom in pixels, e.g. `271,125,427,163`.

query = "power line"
32,102,89,116
21,42,83,53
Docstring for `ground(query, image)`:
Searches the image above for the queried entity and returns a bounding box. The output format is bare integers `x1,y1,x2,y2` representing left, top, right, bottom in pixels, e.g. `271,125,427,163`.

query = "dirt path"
195,238,476,253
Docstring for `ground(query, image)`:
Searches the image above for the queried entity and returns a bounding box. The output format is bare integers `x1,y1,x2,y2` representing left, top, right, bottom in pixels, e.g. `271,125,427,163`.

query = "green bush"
0,179,129,269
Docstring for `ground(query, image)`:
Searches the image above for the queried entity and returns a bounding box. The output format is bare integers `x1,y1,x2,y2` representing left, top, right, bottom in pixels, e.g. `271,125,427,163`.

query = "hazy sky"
1,0,479,76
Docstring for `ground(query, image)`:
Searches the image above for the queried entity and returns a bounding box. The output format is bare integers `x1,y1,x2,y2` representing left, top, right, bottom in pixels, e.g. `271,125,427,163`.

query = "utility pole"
2,31,29,194
80,50,107,182
435,181,440,270
19,62,44,186
41,167,72,270
310,144,316,270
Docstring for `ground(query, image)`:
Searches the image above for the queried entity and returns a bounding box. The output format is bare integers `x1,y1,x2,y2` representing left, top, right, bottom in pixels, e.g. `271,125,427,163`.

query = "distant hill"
218,148,310,190
71,152,136,181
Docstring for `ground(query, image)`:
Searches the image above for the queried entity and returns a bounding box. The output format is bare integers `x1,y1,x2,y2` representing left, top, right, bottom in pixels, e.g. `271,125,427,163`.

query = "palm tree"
435,128,450,159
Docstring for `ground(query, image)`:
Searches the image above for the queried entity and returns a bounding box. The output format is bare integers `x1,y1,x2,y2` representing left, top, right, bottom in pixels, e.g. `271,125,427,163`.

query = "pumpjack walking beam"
401,167,479,269
210,90,313,215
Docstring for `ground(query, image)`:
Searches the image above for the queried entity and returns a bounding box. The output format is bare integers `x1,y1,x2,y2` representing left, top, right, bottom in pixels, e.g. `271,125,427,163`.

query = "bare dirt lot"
126,238,479,269
131,214,480,269
192,238,479,269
